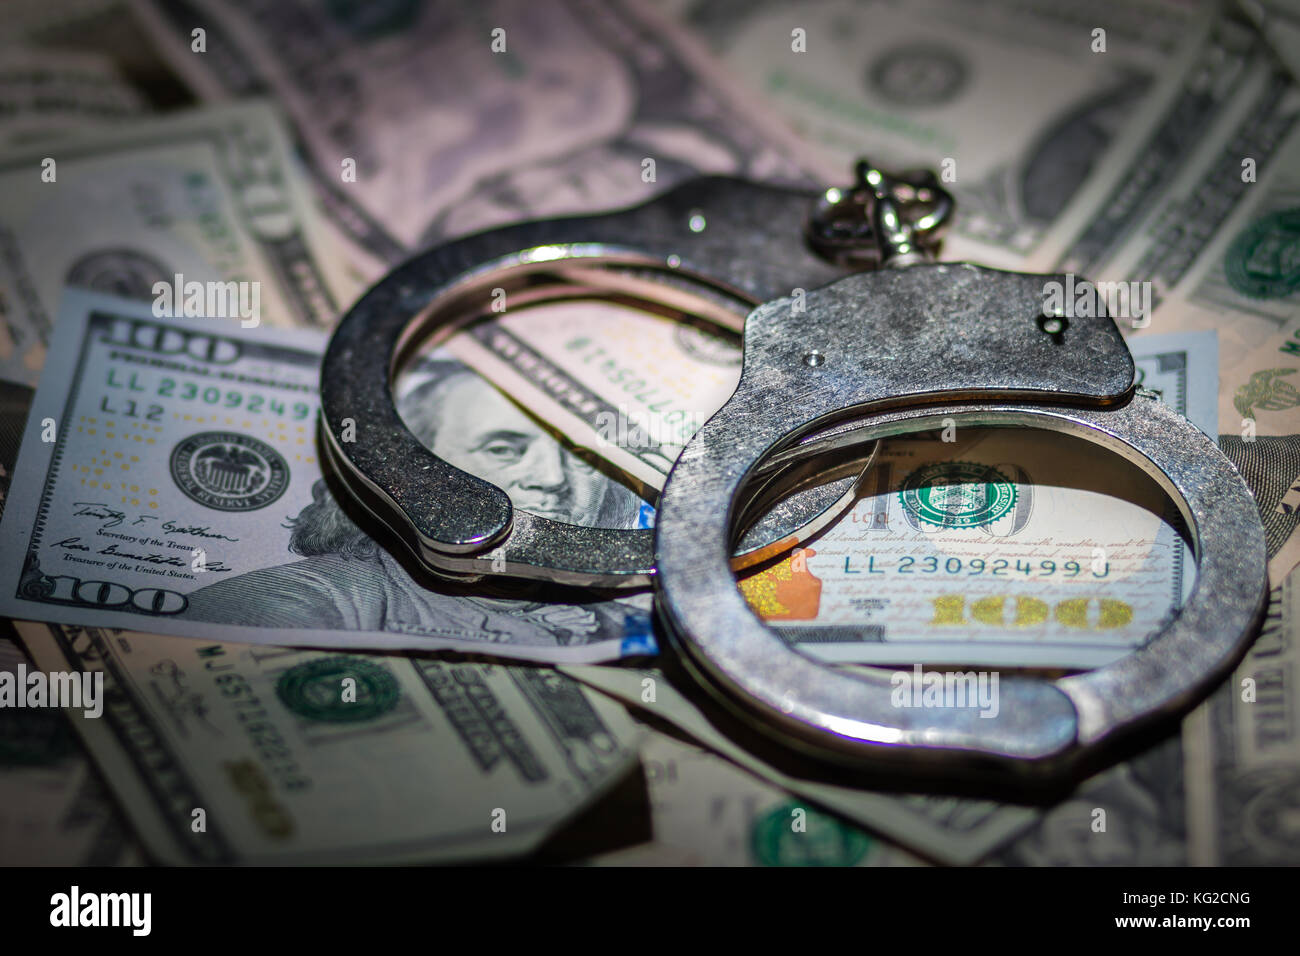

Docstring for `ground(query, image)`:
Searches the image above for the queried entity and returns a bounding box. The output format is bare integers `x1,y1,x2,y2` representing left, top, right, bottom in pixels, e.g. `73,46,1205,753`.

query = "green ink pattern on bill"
276,657,401,723
1224,207,1300,300
1184,564,1300,864
898,462,1017,529
1233,368,1299,419
751,801,874,867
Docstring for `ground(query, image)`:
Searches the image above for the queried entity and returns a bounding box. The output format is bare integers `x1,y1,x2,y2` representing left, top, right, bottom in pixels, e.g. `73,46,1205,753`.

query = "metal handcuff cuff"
320,160,1269,781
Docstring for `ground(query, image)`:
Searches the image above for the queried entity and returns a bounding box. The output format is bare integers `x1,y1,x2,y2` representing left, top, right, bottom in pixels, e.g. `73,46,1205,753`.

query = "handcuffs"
320,160,1269,780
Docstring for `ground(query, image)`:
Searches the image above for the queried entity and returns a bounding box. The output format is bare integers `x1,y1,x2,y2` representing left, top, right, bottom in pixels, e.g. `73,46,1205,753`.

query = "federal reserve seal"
1224,207,1300,300
750,802,873,867
276,657,400,723
899,461,1017,528
170,432,289,512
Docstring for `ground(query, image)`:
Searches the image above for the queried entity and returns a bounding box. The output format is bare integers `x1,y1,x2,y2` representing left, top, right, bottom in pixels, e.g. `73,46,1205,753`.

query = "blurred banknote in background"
0,48,146,146
0,102,355,385
130,0,824,268
16,620,642,864
0,0,1295,868
658,0,1219,268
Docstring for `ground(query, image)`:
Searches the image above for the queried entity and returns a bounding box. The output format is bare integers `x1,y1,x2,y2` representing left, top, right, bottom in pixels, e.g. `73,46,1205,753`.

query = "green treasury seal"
751,802,873,866
276,657,400,723
1224,207,1300,300
170,431,289,512
899,461,1017,528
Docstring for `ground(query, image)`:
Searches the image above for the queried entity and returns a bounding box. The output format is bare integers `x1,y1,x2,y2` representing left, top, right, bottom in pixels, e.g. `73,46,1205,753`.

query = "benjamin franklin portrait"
183,360,649,646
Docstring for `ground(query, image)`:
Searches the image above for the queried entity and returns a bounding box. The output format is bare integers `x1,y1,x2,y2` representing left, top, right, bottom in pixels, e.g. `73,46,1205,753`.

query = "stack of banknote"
0,0,1296,866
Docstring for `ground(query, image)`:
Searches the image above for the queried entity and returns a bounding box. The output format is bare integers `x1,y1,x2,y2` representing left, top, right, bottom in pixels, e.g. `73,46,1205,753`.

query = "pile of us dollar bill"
0,0,1297,867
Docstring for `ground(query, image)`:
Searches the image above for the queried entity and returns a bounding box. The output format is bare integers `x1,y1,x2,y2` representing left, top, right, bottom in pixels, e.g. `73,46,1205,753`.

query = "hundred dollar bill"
1078,78,1300,342
0,100,354,386
443,299,747,492
1106,112,1300,385
15,621,641,864
744,333,1215,669
0,290,659,660
665,0,1212,269
730,332,1216,670
132,0,821,267
1181,123,1300,352
1183,562,1300,863
1178,120,1300,584
466,308,1215,669
560,663,1040,864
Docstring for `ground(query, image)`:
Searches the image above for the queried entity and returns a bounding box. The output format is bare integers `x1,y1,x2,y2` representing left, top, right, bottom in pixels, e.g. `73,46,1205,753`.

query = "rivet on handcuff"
320,159,1268,780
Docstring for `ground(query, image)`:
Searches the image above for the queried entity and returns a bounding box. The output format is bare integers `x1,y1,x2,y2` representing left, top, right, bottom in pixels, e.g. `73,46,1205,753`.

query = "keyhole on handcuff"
1037,311,1070,342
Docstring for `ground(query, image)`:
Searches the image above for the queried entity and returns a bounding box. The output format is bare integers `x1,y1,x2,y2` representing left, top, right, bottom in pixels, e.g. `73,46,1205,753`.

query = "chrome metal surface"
322,161,1267,777
806,159,953,268
654,265,1269,778
320,177,877,586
